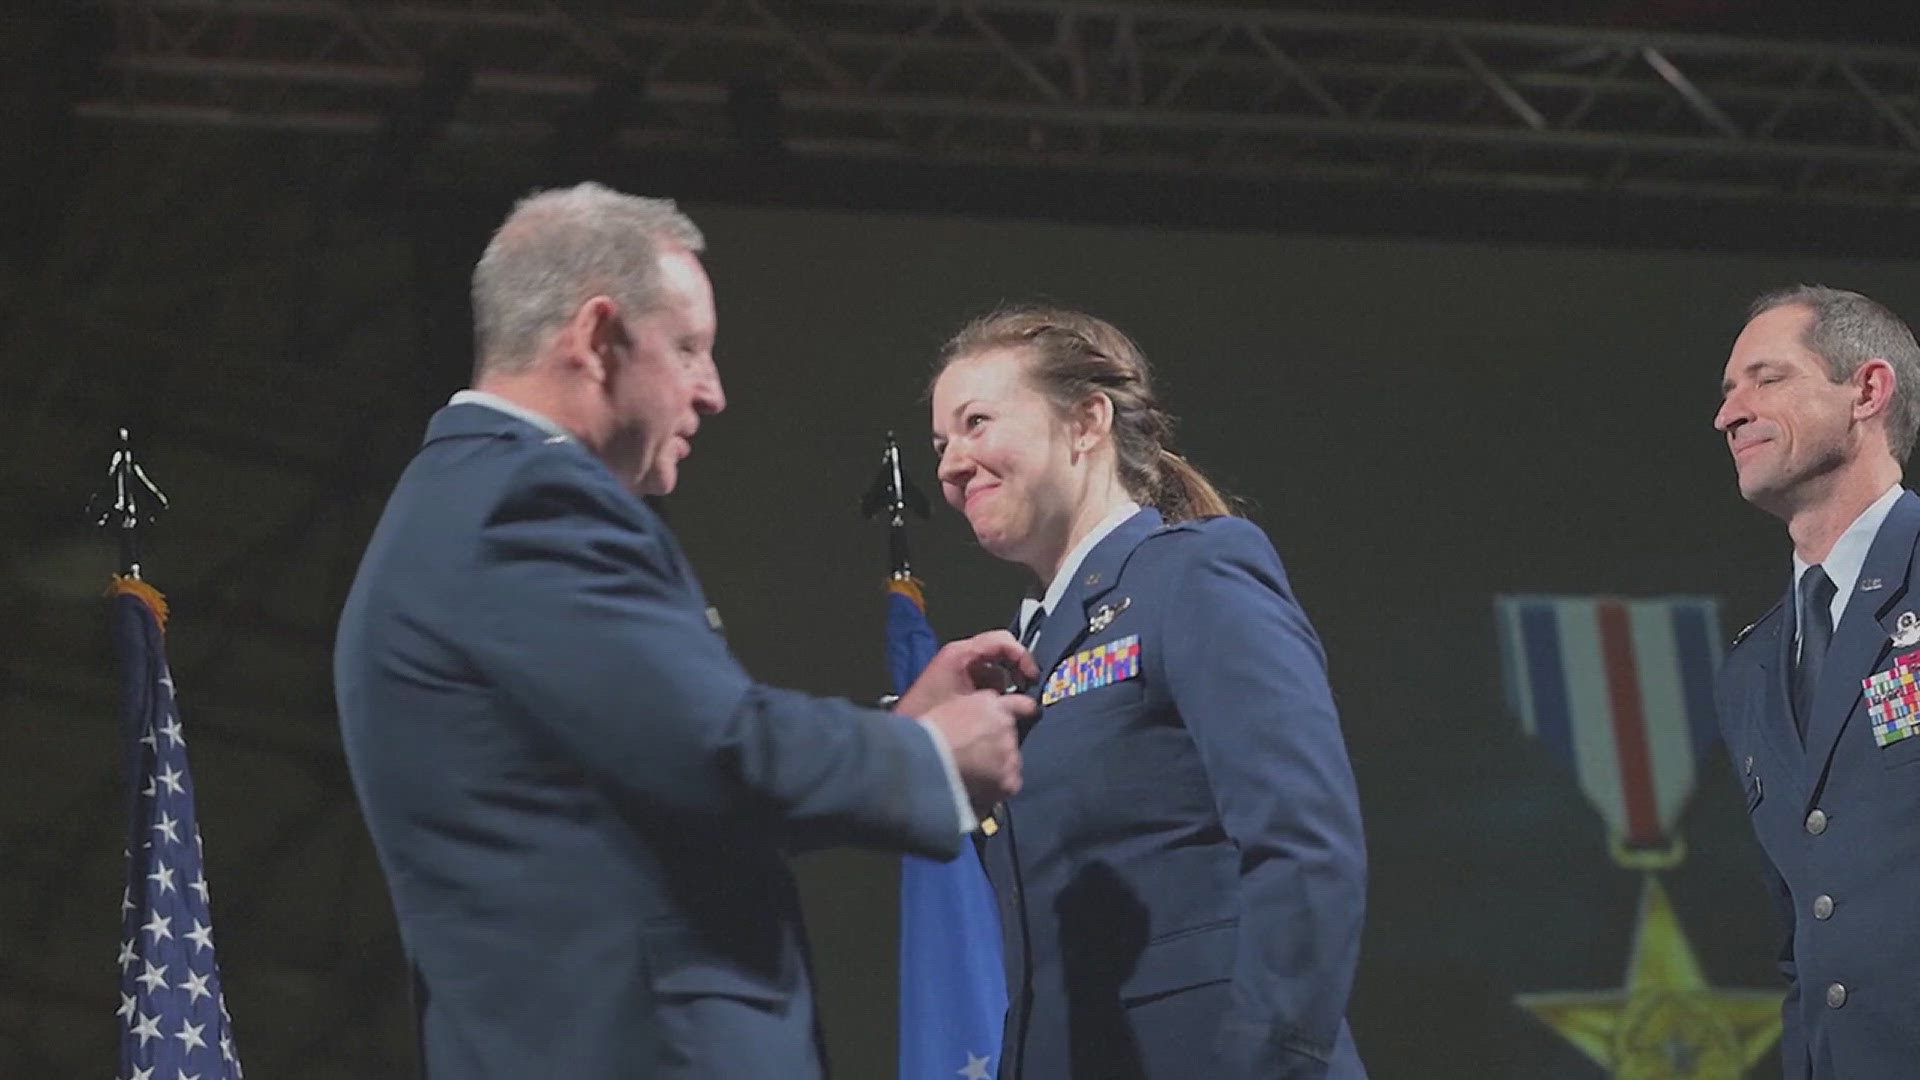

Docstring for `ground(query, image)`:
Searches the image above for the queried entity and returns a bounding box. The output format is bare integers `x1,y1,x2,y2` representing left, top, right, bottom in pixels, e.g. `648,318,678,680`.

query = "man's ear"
1855,357,1897,422
572,296,623,385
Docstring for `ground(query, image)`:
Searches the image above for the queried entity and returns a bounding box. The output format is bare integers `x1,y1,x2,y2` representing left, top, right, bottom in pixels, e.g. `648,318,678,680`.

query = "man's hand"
894,630,1039,719
921,690,1034,817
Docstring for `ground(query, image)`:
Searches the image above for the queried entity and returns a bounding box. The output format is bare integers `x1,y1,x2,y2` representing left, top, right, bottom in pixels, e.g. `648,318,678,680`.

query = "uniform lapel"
1802,491,1920,793
1745,599,1804,781
1024,509,1162,709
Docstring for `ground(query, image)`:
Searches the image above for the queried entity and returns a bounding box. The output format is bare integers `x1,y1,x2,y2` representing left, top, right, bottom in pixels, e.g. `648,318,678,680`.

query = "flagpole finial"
88,428,170,580
862,430,930,578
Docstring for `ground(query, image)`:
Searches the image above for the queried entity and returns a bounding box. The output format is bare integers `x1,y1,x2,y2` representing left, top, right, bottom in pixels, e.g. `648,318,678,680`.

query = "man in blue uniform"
1712,284,1920,1079
334,183,1036,1078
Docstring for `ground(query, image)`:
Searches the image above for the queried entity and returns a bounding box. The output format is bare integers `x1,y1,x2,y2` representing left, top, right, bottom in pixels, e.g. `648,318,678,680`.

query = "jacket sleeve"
1158,519,1367,1078
462,450,961,861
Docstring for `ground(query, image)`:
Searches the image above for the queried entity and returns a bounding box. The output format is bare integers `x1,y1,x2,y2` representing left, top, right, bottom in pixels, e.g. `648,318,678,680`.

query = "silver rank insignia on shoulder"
1731,621,1757,646
1893,611,1920,649
1862,577,1885,592
706,606,725,635
1088,597,1131,634
544,435,568,444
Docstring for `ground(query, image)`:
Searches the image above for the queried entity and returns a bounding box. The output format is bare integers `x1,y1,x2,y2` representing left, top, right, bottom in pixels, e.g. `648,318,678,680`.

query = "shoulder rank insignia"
1041,634,1142,706
1731,621,1757,647
1088,597,1131,634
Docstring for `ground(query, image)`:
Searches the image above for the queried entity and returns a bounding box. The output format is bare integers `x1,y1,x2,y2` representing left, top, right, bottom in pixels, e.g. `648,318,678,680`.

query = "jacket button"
1805,809,1828,835
1826,982,1847,1008
1813,894,1834,920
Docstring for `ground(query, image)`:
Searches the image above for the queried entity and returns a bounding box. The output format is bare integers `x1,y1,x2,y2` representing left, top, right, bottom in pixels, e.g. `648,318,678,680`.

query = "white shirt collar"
449,389,571,441
1792,483,1903,634
1019,502,1142,634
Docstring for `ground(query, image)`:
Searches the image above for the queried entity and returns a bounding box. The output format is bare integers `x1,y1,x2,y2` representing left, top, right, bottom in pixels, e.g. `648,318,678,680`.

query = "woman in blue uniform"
929,305,1369,1079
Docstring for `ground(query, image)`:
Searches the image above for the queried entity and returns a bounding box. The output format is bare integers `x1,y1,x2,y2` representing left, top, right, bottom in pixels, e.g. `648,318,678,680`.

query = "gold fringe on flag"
887,576,927,607
107,574,169,633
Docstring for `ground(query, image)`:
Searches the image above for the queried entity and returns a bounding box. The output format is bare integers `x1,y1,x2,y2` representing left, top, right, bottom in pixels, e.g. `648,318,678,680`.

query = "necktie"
1793,565,1836,737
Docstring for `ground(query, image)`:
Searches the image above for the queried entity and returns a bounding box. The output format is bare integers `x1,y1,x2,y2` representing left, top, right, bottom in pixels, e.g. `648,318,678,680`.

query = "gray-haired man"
336,183,1035,1077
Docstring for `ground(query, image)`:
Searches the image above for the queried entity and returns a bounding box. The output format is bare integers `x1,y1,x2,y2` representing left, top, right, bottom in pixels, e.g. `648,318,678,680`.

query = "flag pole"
861,430,930,580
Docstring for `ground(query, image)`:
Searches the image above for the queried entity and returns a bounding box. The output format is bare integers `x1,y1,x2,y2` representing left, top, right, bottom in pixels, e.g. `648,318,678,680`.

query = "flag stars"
189,873,209,904
147,863,176,896
136,959,170,993
178,969,213,1005
157,764,185,796
152,812,181,844
117,991,136,1020
118,937,138,971
959,1052,993,1080
130,1010,162,1046
174,1017,208,1053
158,717,185,748
128,1065,154,1080
184,919,214,954
140,911,173,944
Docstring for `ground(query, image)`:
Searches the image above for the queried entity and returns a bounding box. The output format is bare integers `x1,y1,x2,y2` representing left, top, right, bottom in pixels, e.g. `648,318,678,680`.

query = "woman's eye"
966,413,988,429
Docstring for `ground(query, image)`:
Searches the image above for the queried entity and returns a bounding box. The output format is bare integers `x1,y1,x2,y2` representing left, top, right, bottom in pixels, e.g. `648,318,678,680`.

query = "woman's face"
931,346,1081,570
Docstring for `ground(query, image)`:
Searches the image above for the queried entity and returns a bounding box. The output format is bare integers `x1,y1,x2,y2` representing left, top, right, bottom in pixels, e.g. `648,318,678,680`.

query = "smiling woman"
927,305,1371,1080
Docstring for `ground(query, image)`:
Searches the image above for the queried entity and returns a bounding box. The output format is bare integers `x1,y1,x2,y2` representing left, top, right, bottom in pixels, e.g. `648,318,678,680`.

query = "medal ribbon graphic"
1496,596,1721,869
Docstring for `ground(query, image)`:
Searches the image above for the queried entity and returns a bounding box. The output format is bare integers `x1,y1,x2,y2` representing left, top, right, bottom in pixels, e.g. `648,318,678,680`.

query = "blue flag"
112,580,244,1079
890,578,1007,1080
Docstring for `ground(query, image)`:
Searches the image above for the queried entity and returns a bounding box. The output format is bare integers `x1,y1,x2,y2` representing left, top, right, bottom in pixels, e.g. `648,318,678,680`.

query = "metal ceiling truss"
82,0,1920,206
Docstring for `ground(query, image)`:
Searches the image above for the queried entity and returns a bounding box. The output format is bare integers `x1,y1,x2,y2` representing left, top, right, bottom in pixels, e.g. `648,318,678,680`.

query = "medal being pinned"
1892,610,1920,649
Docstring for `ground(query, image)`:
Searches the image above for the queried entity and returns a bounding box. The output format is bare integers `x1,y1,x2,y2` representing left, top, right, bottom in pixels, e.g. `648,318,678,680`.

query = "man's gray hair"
1749,284,1920,461
471,182,705,377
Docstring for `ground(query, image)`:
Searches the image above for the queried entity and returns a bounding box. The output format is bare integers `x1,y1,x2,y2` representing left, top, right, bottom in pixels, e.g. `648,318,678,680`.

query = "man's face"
607,246,724,496
1715,303,1859,516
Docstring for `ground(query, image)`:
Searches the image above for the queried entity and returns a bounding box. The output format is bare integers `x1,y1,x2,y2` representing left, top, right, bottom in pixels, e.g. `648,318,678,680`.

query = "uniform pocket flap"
1119,919,1236,1004
650,961,788,1005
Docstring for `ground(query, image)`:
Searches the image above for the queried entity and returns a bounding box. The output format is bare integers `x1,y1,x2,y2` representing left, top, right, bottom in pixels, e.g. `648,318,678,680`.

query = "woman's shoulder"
1135,513,1281,567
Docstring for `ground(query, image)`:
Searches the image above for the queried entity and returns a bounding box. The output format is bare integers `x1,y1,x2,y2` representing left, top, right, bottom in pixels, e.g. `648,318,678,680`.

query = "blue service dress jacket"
1715,489,1920,1080
334,403,963,1079
980,508,1368,1079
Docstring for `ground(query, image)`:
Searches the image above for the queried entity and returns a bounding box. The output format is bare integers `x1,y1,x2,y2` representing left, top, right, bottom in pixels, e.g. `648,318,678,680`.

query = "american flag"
113,583,243,1080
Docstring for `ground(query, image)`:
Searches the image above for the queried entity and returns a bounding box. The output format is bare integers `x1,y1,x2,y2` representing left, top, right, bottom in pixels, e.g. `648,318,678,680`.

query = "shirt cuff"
914,718,979,835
